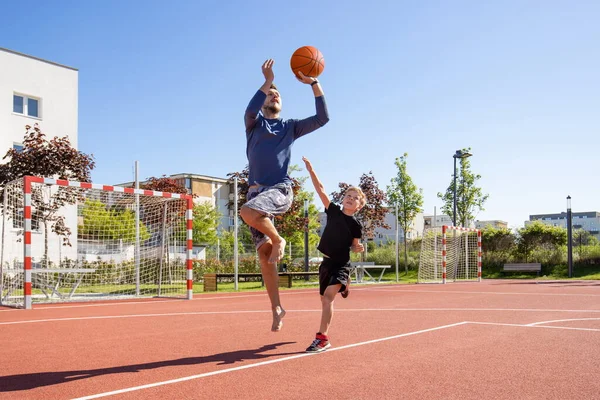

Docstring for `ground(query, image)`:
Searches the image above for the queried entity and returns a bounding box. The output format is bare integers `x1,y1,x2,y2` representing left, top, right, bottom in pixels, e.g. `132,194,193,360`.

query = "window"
13,94,41,118
13,143,24,153
12,209,40,231
185,178,192,189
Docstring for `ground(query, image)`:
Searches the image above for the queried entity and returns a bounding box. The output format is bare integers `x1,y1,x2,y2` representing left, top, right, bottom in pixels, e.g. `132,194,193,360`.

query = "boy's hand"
351,243,364,253
302,156,313,171
262,59,274,83
296,71,317,85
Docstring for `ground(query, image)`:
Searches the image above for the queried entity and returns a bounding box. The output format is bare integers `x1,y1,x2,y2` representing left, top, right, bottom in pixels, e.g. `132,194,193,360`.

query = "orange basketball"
290,46,325,78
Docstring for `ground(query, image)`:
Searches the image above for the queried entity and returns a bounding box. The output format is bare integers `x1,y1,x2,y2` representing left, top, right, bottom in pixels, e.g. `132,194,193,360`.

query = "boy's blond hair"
346,186,367,207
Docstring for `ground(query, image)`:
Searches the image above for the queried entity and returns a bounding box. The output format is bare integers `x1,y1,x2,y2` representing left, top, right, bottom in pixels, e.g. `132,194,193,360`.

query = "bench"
203,272,320,292
350,262,392,283
503,263,542,276
1,268,97,301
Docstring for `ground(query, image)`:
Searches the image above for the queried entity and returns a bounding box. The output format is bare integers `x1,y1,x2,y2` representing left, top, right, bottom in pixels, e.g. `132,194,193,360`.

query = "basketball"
290,46,325,78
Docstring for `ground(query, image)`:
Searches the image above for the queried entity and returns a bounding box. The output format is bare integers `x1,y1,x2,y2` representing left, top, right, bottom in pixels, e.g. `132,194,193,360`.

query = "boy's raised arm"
302,156,330,209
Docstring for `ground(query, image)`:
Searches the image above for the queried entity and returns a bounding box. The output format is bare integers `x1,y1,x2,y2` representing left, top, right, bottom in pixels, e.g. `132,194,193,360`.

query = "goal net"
418,225,481,283
1,176,194,309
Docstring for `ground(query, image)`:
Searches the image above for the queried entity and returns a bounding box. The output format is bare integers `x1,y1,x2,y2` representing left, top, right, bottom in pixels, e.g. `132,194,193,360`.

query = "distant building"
423,214,453,230
475,220,508,230
526,211,600,240
117,173,234,232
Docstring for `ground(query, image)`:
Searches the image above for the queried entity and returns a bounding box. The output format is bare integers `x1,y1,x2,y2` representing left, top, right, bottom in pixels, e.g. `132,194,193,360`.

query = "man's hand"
262,59,274,83
302,156,314,172
351,242,364,253
296,71,316,85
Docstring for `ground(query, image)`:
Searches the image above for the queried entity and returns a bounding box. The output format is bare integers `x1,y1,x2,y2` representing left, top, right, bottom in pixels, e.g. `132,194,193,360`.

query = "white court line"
360,287,600,297
72,321,468,400
3,283,596,313
467,321,600,333
3,307,600,326
526,318,600,326
0,290,316,312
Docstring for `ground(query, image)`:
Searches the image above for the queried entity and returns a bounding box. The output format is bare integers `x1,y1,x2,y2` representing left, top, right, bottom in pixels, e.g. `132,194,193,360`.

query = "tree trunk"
403,232,408,274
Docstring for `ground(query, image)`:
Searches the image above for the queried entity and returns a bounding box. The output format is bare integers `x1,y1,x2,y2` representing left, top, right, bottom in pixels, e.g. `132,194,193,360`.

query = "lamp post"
304,199,309,280
567,195,573,278
395,202,399,282
452,150,472,227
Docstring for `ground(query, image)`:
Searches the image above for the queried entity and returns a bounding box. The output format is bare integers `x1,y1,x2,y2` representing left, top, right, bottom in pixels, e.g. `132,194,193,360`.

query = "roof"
0,47,78,71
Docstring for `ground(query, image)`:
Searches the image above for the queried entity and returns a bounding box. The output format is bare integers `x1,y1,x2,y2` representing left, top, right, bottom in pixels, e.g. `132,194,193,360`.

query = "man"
240,59,329,331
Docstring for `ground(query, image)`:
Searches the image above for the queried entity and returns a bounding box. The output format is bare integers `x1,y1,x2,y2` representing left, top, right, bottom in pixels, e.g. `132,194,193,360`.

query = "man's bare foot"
269,237,286,264
271,307,286,332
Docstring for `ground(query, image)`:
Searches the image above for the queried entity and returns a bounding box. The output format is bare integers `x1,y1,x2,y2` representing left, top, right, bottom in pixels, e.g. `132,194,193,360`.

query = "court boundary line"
2,281,599,313
466,320,600,333
359,287,600,297
71,318,600,399
72,321,469,400
527,317,600,326
3,307,600,326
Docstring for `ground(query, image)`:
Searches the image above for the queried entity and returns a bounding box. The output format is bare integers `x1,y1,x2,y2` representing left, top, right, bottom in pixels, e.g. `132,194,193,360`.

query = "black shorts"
319,258,351,296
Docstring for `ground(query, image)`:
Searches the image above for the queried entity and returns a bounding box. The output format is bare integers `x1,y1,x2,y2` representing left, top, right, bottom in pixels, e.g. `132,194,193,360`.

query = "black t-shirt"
317,203,362,263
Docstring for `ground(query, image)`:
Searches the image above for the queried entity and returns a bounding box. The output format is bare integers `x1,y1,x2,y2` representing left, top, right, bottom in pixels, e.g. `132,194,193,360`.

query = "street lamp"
304,199,309,279
567,195,573,278
453,150,472,227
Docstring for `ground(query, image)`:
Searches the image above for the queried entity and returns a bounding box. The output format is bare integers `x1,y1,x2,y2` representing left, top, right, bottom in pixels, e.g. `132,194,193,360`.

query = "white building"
526,212,600,240
372,210,424,244
0,47,79,266
423,214,453,230
117,173,234,233
475,220,508,230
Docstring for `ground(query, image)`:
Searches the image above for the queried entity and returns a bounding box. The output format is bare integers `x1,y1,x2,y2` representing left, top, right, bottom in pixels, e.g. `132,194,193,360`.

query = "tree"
386,153,423,274
78,200,150,242
481,226,515,253
516,221,567,262
331,171,389,241
0,124,95,265
139,175,189,195
192,202,221,246
573,229,598,259
437,147,488,227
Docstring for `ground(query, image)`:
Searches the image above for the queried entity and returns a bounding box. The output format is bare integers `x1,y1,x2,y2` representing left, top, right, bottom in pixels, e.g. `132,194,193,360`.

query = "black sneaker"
341,282,349,298
305,333,331,353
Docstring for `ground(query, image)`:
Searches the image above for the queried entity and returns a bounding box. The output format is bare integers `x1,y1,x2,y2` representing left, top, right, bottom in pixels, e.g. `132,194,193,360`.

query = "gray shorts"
244,183,293,250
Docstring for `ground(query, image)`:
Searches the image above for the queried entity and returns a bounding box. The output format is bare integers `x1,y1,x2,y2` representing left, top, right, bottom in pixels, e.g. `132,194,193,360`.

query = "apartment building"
117,173,234,232
423,214,453,230
475,220,508,230
0,48,79,265
526,211,600,240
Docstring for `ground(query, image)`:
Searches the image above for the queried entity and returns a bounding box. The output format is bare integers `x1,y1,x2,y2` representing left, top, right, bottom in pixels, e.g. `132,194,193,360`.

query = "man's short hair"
270,83,278,91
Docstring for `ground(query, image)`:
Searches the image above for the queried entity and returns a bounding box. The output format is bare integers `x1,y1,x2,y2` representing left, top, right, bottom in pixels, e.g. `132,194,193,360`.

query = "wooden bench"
203,272,320,292
503,263,542,276
278,272,320,288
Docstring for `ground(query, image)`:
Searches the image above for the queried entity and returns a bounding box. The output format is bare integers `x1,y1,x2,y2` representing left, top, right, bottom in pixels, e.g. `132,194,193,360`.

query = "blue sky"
2,0,598,229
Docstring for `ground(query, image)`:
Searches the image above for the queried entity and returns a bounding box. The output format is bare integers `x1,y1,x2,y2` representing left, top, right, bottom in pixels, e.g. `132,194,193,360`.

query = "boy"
302,156,366,353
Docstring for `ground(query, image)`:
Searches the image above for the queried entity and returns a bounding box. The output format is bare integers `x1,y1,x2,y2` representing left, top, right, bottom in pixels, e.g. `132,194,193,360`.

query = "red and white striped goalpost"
441,225,482,284
19,176,194,309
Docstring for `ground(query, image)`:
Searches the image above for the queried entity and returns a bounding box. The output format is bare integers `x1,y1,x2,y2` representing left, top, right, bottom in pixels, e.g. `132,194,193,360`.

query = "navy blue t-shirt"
244,90,329,186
